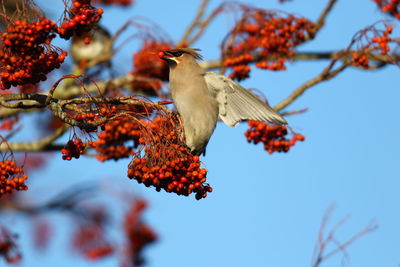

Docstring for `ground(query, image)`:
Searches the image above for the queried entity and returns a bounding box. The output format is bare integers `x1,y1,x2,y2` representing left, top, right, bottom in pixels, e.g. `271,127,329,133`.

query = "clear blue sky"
6,0,400,267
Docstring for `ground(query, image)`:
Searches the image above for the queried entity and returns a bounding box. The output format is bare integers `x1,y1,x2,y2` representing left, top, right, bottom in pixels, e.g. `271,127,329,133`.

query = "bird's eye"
172,51,183,57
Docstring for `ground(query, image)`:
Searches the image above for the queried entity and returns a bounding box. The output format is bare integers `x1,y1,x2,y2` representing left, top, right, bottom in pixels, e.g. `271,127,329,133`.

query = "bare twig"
311,206,378,267
187,6,223,46
0,124,69,152
179,0,211,46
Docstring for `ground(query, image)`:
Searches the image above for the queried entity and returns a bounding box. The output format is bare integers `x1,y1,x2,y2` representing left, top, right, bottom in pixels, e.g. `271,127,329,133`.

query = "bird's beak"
158,51,178,64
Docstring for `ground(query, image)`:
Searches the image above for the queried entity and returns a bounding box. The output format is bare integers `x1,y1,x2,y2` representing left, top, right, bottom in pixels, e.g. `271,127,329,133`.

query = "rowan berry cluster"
61,138,86,160
75,111,100,124
371,26,393,55
0,19,67,89
223,10,315,80
373,0,400,19
58,0,104,39
352,52,370,69
0,226,21,264
93,0,133,5
72,224,114,260
245,120,304,154
0,116,18,131
351,24,396,69
33,220,51,251
131,41,172,94
0,159,28,196
122,199,157,266
90,118,141,162
127,116,212,200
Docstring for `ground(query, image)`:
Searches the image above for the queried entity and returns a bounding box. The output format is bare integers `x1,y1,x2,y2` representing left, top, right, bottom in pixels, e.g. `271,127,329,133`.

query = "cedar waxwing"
159,48,287,156
70,24,112,68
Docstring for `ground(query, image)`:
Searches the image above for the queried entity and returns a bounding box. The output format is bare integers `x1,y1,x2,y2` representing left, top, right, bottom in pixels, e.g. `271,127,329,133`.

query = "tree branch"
311,206,378,267
314,0,338,33
179,0,211,46
0,125,69,152
198,51,399,70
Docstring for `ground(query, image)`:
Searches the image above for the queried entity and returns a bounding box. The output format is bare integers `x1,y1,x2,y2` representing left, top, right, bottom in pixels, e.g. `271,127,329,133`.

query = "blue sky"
4,0,400,267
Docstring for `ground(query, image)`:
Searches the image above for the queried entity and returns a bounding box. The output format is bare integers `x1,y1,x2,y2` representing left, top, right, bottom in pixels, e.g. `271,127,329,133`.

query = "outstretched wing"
204,72,287,126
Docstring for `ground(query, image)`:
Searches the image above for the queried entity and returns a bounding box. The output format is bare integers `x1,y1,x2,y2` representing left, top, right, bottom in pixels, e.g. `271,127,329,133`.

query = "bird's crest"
173,48,203,60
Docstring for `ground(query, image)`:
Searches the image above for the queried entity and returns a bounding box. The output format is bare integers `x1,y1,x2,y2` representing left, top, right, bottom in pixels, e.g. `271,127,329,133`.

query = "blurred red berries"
93,0,133,6
122,199,157,267
131,41,172,95
0,226,21,264
373,0,400,19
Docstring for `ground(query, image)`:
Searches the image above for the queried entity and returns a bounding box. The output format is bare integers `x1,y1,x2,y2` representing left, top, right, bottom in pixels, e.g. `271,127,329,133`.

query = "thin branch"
311,207,378,267
187,6,223,46
314,0,338,33
179,0,211,46
0,124,69,152
58,73,162,99
198,51,399,70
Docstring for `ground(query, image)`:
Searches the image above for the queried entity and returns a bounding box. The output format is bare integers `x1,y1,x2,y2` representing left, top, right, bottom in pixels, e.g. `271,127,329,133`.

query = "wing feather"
204,72,287,126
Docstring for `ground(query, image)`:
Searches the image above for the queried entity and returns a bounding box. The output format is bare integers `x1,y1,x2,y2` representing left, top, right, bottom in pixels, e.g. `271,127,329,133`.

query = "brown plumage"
159,48,287,155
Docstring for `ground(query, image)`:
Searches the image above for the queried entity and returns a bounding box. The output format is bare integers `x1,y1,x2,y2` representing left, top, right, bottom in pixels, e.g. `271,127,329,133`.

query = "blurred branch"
0,183,99,220
178,0,222,46
313,0,338,34
311,206,378,267
179,0,211,45
0,124,69,152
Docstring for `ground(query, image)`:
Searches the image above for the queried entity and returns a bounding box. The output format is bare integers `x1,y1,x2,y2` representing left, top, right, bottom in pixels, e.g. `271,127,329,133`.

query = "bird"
70,24,113,69
158,48,287,156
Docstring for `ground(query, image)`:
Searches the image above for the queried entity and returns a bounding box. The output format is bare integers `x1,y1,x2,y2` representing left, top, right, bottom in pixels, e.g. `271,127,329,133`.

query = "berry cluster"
58,0,104,39
0,19,67,89
122,199,157,266
71,206,113,261
352,52,370,69
373,0,400,19
0,226,21,264
351,24,396,69
371,25,393,55
127,116,212,200
75,111,101,125
245,121,304,154
61,138,86,160
0,116,18,131
0,159,28,196
223,10,315,80
90,118,141,162
33,219,51,251
18,83,40,93
93,0,133,5
72,224,114,260
131,41,172,95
